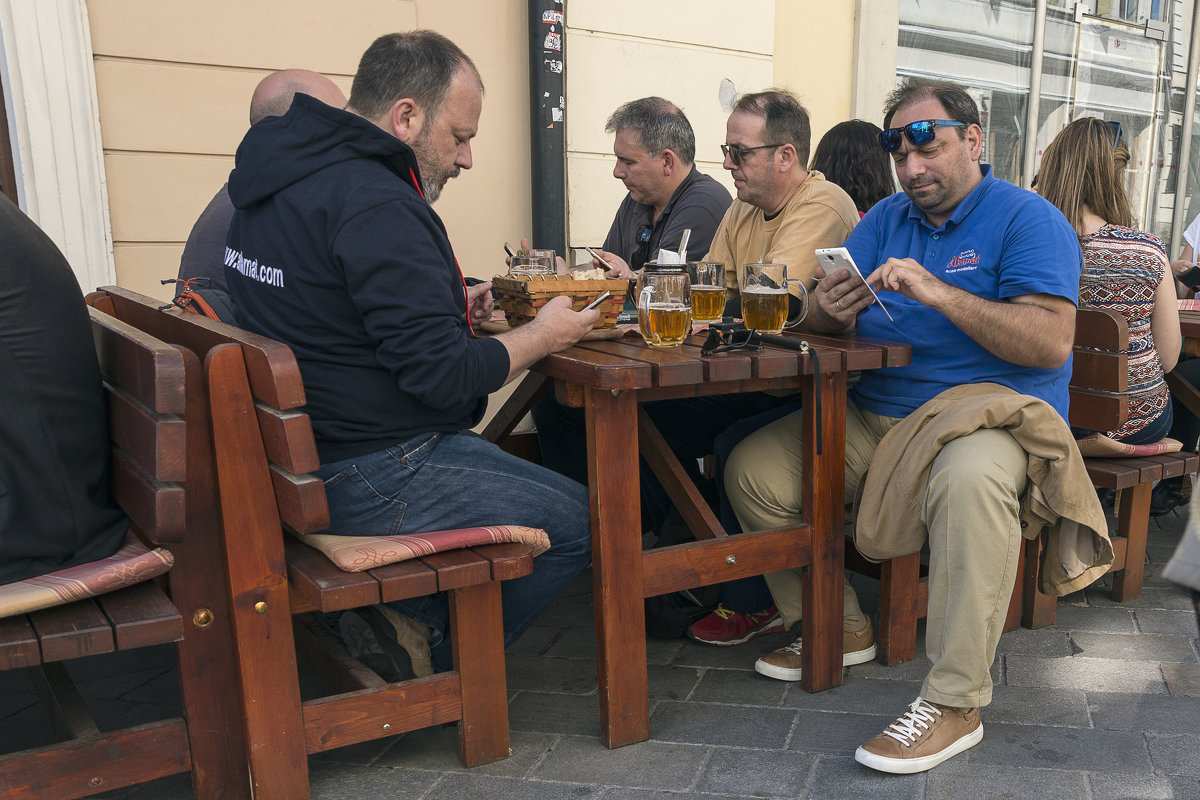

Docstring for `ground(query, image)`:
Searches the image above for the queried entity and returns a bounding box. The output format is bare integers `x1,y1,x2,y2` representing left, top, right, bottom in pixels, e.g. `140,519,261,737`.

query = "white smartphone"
814,246,895,323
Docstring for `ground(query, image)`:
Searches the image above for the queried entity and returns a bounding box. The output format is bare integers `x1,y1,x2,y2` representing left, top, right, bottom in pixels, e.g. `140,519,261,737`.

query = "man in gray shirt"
593,97,731,276
519,97,729,274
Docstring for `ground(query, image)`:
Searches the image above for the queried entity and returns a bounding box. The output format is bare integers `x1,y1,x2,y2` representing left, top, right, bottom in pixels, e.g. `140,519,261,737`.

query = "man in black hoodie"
225,31,597,677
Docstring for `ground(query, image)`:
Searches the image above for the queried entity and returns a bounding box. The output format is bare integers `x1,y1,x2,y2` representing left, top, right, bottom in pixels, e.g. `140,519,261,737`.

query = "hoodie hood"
228,93,423,209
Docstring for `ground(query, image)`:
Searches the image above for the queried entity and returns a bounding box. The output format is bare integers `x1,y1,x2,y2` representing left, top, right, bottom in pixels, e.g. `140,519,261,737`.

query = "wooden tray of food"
492,273,629,329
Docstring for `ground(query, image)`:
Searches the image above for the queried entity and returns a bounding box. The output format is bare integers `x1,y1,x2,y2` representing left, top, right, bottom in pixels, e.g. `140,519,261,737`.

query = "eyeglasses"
878,119,967,152
1106,120,1123,151
720,143,784,167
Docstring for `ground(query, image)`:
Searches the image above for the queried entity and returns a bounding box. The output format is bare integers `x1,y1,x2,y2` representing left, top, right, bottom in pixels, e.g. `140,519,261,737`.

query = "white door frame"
0,0,113,291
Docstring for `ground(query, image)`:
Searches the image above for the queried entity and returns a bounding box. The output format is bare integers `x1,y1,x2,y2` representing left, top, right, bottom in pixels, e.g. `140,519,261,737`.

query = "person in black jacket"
0,194,128,585
225,30,598,678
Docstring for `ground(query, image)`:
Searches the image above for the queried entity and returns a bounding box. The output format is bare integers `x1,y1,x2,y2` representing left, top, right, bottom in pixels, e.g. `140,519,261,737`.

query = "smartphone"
814,247,895,322
582,291,612,311
1179,265,1200,292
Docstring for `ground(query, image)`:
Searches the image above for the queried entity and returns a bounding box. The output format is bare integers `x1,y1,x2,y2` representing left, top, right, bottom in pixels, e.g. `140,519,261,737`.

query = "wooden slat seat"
88,286,533,800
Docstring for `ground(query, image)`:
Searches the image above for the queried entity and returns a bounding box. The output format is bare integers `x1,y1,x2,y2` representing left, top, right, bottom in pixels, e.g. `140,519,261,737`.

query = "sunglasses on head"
1106,119,1123,151
720,142,784,167
878,119,967,152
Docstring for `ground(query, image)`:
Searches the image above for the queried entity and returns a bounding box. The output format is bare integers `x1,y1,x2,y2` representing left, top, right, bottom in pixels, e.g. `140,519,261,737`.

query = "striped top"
1078,224,1170,441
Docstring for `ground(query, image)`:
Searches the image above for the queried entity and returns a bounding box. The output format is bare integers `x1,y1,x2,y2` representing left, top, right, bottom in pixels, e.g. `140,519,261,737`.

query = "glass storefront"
896,0,1193,255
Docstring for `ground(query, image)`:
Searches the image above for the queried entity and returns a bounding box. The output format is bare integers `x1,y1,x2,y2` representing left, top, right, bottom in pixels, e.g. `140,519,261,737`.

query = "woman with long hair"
809,119,895,215
1038,117,1180,444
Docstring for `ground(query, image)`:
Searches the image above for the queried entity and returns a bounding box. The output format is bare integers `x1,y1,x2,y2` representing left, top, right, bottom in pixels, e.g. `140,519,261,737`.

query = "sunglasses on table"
878,119,967,152
720,142,784,167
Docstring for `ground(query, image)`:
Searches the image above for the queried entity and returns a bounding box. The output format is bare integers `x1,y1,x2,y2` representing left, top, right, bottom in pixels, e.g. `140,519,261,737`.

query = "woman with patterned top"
1038,117,1181,444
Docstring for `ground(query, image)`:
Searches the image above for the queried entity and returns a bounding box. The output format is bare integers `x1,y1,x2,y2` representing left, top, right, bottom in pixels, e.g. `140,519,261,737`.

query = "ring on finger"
835,299,843,310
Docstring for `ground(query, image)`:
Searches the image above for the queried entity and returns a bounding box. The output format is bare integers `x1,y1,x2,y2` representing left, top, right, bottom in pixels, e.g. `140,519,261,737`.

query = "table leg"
800,369,847,692
585,386,650,747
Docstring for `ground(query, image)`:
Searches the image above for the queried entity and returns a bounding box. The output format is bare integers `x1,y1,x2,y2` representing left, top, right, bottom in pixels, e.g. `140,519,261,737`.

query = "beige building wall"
81,2,890,300
773,2,855,154
771,1,901,161
86,0,534,301
564,0,775,255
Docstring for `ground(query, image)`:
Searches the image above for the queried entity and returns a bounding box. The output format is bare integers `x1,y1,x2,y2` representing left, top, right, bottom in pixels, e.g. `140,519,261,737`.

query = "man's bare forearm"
934,285,1075,368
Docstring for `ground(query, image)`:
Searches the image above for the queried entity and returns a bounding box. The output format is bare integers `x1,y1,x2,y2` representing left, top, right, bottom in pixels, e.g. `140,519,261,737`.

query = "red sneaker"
686,604,784,646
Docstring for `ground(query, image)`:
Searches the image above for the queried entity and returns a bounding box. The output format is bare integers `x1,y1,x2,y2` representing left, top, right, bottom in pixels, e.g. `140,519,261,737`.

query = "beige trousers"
725,401,1026,708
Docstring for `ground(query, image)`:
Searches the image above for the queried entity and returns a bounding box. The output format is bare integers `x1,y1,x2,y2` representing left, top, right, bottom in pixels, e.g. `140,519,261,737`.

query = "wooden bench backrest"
89,307,188,545
88,286,317,796
1069,306,1129,432
89,286,328,535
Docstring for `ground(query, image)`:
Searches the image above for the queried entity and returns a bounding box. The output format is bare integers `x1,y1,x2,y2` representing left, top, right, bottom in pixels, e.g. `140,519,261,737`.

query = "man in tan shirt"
707,89,859,307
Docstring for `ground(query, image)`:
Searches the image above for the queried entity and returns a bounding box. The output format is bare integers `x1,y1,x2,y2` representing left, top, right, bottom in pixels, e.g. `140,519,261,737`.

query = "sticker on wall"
551,108,564,122
545,59,563,74
544,31,561,51
542,10,564,24
718,79,737,113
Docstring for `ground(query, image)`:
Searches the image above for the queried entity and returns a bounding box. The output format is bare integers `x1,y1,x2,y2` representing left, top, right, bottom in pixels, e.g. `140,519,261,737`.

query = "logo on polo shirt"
945,248,980,274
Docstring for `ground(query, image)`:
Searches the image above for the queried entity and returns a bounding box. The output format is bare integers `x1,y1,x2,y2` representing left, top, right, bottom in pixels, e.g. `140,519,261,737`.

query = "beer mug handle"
637,285,654,342
783,281,810,329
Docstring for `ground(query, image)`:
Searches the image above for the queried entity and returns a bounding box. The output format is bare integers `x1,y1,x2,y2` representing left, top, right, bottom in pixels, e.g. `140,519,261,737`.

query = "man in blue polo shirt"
725,78,1084,773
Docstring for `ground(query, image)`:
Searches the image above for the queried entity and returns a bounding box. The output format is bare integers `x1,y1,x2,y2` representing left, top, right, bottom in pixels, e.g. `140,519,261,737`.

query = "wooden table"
484,328,910,748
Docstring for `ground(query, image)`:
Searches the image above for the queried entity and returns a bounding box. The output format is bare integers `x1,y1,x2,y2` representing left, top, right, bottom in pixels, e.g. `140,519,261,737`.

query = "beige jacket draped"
854,383,1113,597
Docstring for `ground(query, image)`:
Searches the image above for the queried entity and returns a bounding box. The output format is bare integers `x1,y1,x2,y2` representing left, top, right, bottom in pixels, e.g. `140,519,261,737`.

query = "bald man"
176,69,345,295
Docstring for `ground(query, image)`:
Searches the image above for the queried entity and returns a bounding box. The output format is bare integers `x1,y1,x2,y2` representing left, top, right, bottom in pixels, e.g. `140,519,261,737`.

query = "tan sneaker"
375,604,434,677
753,622,877,681
855,697,983,774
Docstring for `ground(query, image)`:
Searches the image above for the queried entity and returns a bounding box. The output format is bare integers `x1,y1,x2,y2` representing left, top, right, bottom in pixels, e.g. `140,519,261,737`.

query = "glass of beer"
688,261,726,324
740,263,809,334
636,269,692,347
509,248,556,277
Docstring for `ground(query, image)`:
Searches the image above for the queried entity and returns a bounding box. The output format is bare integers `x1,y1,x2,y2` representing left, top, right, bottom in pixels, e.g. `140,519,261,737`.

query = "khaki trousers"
725,401,1026,708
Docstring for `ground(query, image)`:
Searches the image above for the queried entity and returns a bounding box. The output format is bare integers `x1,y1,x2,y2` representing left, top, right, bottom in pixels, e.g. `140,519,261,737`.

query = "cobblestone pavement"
3,512,1197,799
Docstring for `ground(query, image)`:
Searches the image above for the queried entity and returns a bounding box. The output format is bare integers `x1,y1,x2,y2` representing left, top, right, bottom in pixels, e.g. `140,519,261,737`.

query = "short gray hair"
349,30,482,123
605,97,696,165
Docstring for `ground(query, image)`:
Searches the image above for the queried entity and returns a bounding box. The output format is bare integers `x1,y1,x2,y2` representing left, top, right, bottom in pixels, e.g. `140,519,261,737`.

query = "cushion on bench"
0,535,174,619
291,525,550,572
1075,433,1182,458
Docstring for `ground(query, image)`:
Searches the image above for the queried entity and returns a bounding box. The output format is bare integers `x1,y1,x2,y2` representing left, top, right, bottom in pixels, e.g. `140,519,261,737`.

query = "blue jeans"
316,430,591,672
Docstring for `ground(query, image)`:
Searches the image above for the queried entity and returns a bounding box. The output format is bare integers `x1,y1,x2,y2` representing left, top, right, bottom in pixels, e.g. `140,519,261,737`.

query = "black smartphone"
1179,265,1200,291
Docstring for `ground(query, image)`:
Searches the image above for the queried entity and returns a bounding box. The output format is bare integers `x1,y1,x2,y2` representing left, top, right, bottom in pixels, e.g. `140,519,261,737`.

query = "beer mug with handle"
740,263,809,334
637,269,692,347
509,248,556,277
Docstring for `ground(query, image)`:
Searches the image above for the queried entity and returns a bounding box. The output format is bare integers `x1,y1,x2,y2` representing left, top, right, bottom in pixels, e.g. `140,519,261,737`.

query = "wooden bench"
852,306,1198,661
1020,306,1198,626
0,309,251,799
88,286,534,798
